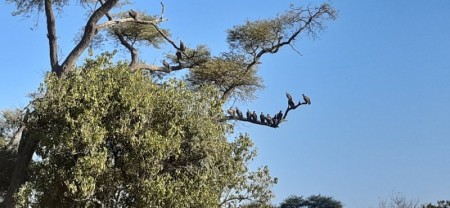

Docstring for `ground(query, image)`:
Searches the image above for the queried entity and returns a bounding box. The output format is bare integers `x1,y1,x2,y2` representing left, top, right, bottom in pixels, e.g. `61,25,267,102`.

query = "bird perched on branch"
180,40,186,51
286,92,296,109
236,108,243,119
246,109,251,121
266,114,273,125
276,110,283,121
252,111,258,122
302,94,311,105
162,60,170,72
129,9,138,20
260,112,266,124
227,107,236,118
176,51,182,63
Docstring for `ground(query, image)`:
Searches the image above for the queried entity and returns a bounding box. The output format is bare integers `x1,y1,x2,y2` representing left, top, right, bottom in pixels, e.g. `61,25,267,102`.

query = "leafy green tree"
280,195,343,208
1,0,337,207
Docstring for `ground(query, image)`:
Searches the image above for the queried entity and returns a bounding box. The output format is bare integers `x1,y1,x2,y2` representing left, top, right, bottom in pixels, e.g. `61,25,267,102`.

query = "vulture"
286,92,296,109
128,10,138,20
302,94,311,105
227,107,235,118
276,110,283,121
162,60,170,71
260,112,266,124
236,108,243,119
180,40,186,51
176,51,182,63
252,111,258,122
266,114,273,125
246,109,251,121
272,117,279,126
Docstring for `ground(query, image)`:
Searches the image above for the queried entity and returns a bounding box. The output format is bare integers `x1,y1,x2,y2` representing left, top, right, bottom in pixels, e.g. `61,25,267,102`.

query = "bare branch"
44,0,59,72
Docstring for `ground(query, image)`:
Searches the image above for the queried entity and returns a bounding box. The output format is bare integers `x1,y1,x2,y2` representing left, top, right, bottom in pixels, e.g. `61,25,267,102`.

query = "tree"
378,192,420,208
422,200,450,208
280,194,343,208
1,0,337,207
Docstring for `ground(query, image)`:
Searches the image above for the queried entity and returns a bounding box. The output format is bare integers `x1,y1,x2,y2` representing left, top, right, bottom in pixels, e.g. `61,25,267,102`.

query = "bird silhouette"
260,112,266,124
286,92,295,108
162,60,170,71
246,109,251,121
180,40,186,51
266,114,273,125
128,10,138,20
252,111,258,122
276,110,283,121
236,108,243,119
302,94,311,105
176,51,182,63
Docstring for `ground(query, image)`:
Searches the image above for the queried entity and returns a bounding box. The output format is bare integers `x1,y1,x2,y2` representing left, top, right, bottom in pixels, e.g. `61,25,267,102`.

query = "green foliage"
108,12,169,49
280,194,343,208
16,53,276,207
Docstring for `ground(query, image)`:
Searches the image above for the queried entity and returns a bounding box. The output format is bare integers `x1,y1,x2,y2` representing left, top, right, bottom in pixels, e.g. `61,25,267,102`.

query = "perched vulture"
252,111,258,122
176,51,182,63
302,94,311,105
272,117,279,126
227,107,235,118
236,108,243,119
246,109,251,120
180,40,186,51
276,110,283,121
129,10,138,20
286,92,295,109
162,60,170,71
266,114,273,125
260,112,266,124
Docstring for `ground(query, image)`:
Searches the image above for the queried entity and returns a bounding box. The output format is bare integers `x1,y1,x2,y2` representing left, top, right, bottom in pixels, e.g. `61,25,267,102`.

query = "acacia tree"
1,0,337,207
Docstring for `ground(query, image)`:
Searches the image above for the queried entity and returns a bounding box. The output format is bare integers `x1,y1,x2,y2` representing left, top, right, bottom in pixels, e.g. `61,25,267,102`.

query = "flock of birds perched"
227,93,311,127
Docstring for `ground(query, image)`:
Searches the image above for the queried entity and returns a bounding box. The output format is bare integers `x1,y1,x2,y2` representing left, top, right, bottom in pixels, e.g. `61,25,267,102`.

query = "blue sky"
1,1,450,207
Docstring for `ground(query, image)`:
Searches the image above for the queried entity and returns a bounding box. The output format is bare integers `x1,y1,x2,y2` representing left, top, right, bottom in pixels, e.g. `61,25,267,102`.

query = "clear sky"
1,1,450,207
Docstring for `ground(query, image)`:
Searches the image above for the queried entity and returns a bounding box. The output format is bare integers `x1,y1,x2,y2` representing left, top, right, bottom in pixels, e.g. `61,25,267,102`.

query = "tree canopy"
1,0,337,207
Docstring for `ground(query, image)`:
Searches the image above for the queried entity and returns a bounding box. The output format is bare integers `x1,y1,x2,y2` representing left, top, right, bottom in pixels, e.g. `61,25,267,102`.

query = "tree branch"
44,0,59,73
58,0,120,77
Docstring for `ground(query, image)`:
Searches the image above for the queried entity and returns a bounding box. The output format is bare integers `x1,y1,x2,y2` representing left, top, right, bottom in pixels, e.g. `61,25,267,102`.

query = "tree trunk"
2,129,37,208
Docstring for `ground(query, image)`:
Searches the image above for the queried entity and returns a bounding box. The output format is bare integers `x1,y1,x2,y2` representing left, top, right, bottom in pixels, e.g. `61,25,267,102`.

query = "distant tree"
422,200,450,208
280,194,343,208
378,192,420,208
1,0,337,207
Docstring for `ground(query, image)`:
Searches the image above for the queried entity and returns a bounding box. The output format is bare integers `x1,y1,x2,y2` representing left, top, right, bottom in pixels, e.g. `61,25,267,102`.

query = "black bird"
276,110,283,121
302,94,311,105
272,117,279,126
266,114,273,125
227,107,235,118
162,59,170,71
252,111,258,122
129,10,138,20
180,40,186,51
236,108,243,119
246,109,251,120
260,112,266,124
176,51,182,63
286,92,296,109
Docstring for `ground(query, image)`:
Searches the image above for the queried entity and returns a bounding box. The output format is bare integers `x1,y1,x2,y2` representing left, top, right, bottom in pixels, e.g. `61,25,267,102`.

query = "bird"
246,109,251,121
286,92,296,109
266,114,273,125
236,108,243,119
272,117,279,126
276,110,283,121
180,40,186,51
260,112,266,124
252,111,258,122
128,10,138,20
302,94,311,105
162,59,170,71
176,51,182,63
227,107,236,118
